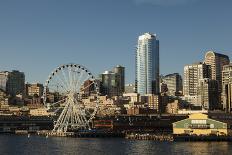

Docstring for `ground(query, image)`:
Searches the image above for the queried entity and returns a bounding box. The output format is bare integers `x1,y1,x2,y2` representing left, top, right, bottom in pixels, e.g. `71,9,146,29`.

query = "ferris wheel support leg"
53,101,70,133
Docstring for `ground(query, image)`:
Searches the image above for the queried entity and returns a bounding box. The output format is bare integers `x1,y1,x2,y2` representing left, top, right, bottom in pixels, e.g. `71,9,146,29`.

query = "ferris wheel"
43,63,99,133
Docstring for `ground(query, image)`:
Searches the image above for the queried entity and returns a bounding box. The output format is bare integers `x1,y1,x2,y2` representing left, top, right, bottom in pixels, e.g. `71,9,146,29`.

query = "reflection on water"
0,135,231,155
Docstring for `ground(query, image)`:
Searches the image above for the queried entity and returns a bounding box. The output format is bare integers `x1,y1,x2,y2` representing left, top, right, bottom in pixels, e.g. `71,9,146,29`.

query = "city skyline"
0,0,232,84
1,0,232,151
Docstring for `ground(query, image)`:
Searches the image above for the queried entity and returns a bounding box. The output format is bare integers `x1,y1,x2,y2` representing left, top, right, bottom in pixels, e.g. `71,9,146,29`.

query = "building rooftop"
205,51,230,59
138,32,156,40
102,71,115,75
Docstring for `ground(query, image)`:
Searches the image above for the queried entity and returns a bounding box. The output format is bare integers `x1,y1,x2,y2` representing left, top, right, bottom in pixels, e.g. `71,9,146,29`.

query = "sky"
0,0,231,84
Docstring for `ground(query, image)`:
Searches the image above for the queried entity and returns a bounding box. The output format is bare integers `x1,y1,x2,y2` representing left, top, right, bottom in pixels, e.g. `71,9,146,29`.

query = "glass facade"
136,33,159,95
0,70,25,96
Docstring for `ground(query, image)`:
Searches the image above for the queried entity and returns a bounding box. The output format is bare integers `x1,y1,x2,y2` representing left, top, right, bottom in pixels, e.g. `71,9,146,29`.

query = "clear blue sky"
0,0,231,84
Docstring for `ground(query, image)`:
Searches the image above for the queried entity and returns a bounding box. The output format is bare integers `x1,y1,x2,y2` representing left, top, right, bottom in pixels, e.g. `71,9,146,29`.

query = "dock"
125,133,173,141
173,135,232,142
37,130,75,137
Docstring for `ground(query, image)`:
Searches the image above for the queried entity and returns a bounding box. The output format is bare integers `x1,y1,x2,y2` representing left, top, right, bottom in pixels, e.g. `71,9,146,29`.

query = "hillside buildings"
25,83,44,97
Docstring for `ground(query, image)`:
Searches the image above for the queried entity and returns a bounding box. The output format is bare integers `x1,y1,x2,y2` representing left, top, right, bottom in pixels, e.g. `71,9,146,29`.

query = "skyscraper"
0,70,25,97
162,73,183,96
113,65,125,94
136,33,159,95
204,51,230,93
197,78,219,110
222,63,232,112
100,65,125,97
100,71,118,97
183,62,211,96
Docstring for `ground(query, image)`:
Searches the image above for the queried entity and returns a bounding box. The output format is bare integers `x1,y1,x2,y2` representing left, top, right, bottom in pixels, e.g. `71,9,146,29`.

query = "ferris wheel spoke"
53,101,70,131
61,68,71,92
56,70,69,91
73,103,84,125
76,74,90,92
49,98,66,107
73,69,85,92
74,99,87,125
71,69,78,92
71,68,78,92
48,84,64,95
54,107,63,113
54,73,69,93
60,102,72,128
81,111,89,127
63,104,72,127
71,66,77,92
73,68,82,92
68,66,73,92
85,109,92,117
71,99,83,125
80,81,94,92
73,107,82,126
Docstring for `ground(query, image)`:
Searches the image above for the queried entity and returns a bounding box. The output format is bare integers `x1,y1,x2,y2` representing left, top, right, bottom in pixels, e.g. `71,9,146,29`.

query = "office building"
113,65,125,94
0,70,25,97
163,73,182,96
204,51,230,93
183,62,211,96
197,78,219,110
143,94,160,111
222,63,232,112
136,33,159,95
100,65,125,97
25,83,44,97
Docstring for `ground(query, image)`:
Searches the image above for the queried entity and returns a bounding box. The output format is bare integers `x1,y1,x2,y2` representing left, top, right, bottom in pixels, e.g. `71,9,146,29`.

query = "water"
0,135,232,155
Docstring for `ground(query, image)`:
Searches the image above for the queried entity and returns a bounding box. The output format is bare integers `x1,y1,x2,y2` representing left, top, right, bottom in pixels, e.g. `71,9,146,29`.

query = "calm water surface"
0,135,232,155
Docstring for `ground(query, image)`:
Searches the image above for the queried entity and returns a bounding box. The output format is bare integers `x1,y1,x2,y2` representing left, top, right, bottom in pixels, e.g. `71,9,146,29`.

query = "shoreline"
2,130,232,142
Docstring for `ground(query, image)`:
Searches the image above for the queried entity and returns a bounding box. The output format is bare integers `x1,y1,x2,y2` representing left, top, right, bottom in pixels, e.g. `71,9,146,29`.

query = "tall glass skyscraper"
135,33,159,95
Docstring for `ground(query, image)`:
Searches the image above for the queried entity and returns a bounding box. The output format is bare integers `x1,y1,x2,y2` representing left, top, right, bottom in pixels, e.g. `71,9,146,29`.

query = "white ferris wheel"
43,63,99,133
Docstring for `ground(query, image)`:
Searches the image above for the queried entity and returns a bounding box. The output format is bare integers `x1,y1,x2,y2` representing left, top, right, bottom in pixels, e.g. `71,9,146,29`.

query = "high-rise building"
163,73,183,96
113,65,125,94
222,63,232,112
204,51,230,93
100,65,125,97
0,70,25,97
0,72,8,92
197,78,219,110
183,62,211,96
135,33,159,95
100,71,117,97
